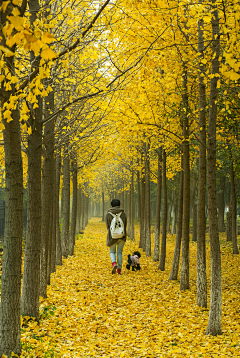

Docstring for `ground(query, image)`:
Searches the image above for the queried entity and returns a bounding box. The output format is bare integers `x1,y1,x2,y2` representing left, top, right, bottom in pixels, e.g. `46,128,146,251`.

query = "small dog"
126,251,141,271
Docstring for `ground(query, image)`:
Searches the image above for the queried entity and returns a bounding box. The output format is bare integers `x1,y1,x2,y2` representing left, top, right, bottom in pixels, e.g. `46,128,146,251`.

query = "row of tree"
1,0,240,355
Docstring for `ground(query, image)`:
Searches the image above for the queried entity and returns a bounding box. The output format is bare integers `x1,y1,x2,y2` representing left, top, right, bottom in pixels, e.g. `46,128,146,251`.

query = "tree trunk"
141,171,147,251
230,162,239,254
171,202,177,235
51,157,57,273
21,97,42,319
102,191,105,221
80,189,85,231
0,104,23,357
153,147,162,262
226,207,232,242
69,160,78,256
180,67,190,291
167,191,173,233
40,93,55,298
191,173,197,242
127,190,131,237
218,175,225,232
159,149,167,271
137,170,143,249
145,145,151,257
61,144,70,258
55,150,62,265
197,9,207,308
169,161,183,280
130,170,135,241
47,195,53,284
206,2,222,335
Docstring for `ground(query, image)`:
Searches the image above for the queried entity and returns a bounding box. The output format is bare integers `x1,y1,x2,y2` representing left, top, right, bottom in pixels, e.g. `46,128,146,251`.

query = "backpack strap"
109,212,122,218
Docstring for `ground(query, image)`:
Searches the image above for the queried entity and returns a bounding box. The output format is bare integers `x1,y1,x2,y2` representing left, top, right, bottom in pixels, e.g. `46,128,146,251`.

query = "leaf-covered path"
22,218,240,357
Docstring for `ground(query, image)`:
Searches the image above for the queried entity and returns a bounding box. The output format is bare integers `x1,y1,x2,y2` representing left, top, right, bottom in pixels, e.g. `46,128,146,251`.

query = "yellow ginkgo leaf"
41,32,55,44
1,1,10,12
27,126,32,135
7,15,24,30
41,47,57,60
0,45,14,57
24,33,38,43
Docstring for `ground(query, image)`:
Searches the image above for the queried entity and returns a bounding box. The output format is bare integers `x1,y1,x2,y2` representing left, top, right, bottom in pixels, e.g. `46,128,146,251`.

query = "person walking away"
105,199,127,275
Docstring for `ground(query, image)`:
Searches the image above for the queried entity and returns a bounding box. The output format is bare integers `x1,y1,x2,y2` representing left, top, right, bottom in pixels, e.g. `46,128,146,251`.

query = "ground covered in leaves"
21,218,240,357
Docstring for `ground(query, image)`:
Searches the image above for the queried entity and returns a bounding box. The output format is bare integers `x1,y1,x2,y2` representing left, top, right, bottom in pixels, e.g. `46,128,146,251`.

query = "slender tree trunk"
61,144,70,258
47,195,53,285
55,150,62,265
141,172,147,251
153,147,162,261
51,157,57,273
226,207,232,242
180,67,190,291
167,191,173,233
102,191,105,221
76,185,82,233
145,145,151,256
137,170,143,249
218,175,225,232
230,162,239,254
80,189,85,231
69,160,78,256
130,170,135,241
0,101,23,357
21,112,42,319
169,161,184,280
40,92,55,297
197,10,207,308
171,202,177,235
159,149,167,271
206,2,222,335
191,173,198,242
127,190,131,237
21,73,42,320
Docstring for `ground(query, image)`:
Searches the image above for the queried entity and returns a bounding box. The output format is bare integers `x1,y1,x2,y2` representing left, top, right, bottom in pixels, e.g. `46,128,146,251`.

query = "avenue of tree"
0,0,240,356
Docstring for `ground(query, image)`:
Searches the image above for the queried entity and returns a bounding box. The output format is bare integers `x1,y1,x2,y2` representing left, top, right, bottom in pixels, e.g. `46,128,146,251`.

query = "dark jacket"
105,206,127,247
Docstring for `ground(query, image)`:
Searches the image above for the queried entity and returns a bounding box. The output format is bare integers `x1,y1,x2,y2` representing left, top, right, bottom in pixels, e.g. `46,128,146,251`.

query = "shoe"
117,269,121,275
112,262,117,274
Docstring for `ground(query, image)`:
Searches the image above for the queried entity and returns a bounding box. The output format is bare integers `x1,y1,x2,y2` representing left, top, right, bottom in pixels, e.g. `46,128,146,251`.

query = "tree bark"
130,170,135,241
21,0,43,320
61,144,70,258
69,160,78,256
218,175,225,232
21,97,42,320
230,162,239,254
191,172,197,242
197,9,207,308
0,99,23,357
159,149,167,271
206,2,222,335
137,170,143,249
51,157,57,273
102,191,105,221
180,67,190,291
141,170,146,251
145,144,151,257
153,147,162,262
169,161,183,280
55,149,62,265
167,191,173,233
40,91,55,297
